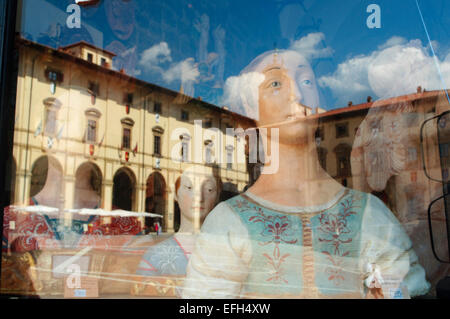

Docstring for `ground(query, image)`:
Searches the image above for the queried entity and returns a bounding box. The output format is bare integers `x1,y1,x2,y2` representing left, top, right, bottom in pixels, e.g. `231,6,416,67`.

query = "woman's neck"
249,137,343,207
177,215,200,234
175,216,200,252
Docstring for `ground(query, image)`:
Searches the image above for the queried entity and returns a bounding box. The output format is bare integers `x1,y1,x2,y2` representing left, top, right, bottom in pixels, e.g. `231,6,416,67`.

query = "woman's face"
256,51,319,143
176,171,218,224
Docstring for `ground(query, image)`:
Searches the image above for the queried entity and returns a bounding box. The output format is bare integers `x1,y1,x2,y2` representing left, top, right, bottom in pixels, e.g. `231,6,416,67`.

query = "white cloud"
138,42,172,73
130,69,141,76
163,58,199,84
289,32,333,61
221,72,265,120
318,37,450,105
377,36,407,50
319,54,375,105
138,43,199,95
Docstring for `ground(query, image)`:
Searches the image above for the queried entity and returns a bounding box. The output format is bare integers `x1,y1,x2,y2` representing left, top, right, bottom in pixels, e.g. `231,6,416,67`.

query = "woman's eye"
270,81,281,88
302,79,312,86
184,185,192,190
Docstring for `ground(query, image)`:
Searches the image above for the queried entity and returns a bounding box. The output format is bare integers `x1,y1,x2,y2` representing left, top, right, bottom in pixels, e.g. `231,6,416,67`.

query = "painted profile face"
254,51,320,143
175,166,219,224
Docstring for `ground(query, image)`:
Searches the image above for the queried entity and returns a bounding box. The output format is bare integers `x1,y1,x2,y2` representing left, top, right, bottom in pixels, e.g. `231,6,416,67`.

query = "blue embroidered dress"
182,188,430,298
136,236,191,277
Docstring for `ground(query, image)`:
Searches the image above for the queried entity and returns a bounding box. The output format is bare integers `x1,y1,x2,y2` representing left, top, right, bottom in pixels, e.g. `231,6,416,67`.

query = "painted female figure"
182,50,430,299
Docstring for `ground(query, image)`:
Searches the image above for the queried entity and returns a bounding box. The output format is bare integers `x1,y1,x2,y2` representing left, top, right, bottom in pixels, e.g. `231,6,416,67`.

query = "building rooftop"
19,37,448,125
316,89,447,120
17,36,252,124
59,41,117,58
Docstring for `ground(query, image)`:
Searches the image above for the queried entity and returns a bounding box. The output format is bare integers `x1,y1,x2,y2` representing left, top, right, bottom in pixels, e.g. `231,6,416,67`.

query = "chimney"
367,96,372,102
417,86,422,93
347,101,353,106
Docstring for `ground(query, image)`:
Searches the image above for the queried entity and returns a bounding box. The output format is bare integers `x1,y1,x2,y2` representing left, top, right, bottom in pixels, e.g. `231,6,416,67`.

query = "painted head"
223,50,320,144
174,165,222,230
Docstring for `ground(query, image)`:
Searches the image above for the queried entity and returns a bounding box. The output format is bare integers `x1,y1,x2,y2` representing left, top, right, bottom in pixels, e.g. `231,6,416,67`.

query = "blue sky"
20,0,450,113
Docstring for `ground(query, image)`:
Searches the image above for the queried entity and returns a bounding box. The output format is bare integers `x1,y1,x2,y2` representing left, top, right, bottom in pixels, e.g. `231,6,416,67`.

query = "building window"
203,118,212,129
45,68,63,95
180,134,190,162
42,97,62,136
317,147,327,171
152,126,164,156
369,118,383,133
204,140,213,164
226,145,234,170
44,108,57,135
227,153,233,170
181,141,188,162
87,119,97,143
206,147,213,164
45,68,63,82
405,145,420,170
154,102,162,114
87,53,93,63
404,112,419,127
124,93,134,105
47,71,57,82
408,147,418,161
122,128,131,149
88,81,100,96
315,127,324,141
334,143,351,178
101,58,107,67
84,108,101,144
181,110,189,121
335,123,349,138
337,156,350,177
154,135,161,156
120,117,135,150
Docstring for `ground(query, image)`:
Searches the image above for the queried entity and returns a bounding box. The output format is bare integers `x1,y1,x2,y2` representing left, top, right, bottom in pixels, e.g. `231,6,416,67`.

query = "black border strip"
0,0,19,291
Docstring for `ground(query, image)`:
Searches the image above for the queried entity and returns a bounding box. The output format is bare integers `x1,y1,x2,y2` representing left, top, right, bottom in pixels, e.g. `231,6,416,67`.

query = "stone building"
10,37,254,233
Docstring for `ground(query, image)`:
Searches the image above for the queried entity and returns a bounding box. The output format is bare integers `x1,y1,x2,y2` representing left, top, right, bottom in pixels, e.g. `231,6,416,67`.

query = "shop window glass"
1,0,449,301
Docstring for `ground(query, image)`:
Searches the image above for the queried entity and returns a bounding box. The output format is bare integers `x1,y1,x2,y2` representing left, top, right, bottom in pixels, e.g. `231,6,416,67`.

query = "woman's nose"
193,190,204,204
289,79,303,102
289,80,305,113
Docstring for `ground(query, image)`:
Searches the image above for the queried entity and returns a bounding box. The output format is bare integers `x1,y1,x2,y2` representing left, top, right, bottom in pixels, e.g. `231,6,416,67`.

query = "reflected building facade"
11,38,254,233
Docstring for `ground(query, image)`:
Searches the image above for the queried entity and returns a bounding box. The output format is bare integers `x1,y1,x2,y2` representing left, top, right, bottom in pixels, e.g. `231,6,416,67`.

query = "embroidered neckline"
241,188,349,214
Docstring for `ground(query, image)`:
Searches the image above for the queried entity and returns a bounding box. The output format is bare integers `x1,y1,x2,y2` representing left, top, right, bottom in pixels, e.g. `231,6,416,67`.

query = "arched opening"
333,143,352,186
112,167,136,211
74,162,102,209
145,172,166,232
30,155,63,202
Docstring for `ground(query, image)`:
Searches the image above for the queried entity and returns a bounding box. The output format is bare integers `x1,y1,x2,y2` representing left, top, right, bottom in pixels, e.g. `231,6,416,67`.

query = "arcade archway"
112,167,136,211
74,162,102,209
30,155,63,201
145,172,166,232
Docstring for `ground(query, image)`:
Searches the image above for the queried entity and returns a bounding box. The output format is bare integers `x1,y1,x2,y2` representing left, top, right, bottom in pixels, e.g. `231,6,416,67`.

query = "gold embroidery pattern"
299,214,319,298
